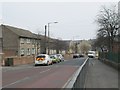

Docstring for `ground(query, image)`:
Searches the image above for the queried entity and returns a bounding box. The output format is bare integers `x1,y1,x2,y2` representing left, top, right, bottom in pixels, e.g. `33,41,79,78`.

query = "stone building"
0,26,2,53
0,24,69,66
1,24,41,57
118,1,120,39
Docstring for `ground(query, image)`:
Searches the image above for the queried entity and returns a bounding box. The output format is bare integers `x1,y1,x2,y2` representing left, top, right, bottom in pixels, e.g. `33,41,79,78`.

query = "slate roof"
2,25,38,39
1,24,59,42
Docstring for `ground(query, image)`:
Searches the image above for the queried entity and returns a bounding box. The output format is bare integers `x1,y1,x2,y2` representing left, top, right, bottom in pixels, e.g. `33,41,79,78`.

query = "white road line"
2,68,51,88
39,69,51,74
2,77,29,88
2,66,34,72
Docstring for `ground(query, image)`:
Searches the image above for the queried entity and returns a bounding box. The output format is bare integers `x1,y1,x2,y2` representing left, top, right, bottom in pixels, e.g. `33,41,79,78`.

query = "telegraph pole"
48,23,50,55
44,25,47,54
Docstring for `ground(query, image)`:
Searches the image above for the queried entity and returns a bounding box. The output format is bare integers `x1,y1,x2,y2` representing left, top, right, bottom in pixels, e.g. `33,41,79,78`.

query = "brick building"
0,26,2,53
112,2,120,53
1,25,41,57
118,1,120,40
0,25,42,66
0,24,69,66
117,1,120,52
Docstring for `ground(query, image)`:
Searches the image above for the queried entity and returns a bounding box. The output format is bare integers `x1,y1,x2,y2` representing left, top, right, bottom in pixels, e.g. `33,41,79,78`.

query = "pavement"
2,64,35,72
85,58,119,88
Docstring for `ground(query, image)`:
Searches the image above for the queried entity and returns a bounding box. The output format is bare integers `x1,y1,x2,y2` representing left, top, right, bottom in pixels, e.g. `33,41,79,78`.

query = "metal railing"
63,58,89,90
99,52,120,63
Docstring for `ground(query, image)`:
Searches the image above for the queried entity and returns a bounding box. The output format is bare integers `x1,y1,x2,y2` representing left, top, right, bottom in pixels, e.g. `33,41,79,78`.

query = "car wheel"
50,62,52,65
46,61,49,66
35,64,37,66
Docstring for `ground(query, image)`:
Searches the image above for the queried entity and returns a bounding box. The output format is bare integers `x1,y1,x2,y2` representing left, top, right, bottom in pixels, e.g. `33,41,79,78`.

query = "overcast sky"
1,1,119,40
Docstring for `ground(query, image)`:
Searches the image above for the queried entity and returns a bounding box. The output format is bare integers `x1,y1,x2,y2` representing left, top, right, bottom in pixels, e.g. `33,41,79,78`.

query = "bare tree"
79,40,91,54
96,5,120,51
68,41,75,54
55,40,69,54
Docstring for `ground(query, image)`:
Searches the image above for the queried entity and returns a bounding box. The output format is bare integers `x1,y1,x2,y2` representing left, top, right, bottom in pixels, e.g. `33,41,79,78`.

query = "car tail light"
40,58,45,61
36,58,45,61
36,58,40,61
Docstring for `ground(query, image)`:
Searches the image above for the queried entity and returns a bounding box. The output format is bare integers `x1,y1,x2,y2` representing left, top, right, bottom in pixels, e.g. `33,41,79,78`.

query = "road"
2,58,86,88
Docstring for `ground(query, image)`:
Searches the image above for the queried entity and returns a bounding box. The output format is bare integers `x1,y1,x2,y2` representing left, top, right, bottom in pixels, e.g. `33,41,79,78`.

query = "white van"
88,51,96,58
35,54,52,66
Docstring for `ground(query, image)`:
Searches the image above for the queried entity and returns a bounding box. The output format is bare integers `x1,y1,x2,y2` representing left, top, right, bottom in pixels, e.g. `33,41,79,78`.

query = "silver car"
56,54,64,62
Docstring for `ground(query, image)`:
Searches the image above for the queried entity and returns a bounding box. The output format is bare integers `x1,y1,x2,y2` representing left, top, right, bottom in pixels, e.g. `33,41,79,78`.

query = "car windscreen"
50,56,55,58
57,55,60,57
36,56,46,61
36,56,46,58
88,52,94,54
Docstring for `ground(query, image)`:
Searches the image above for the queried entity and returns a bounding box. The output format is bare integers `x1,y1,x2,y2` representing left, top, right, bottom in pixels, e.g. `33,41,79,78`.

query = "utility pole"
44,25,47,54
48,23,50,55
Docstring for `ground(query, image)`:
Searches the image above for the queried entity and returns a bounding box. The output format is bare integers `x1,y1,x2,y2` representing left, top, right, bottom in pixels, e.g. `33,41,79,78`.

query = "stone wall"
64,54,73,60
3,56,35,66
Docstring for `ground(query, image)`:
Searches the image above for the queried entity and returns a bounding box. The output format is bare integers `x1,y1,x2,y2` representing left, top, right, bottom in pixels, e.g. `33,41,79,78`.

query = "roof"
1,24,61,42
37,54,49,56
2,25,38,39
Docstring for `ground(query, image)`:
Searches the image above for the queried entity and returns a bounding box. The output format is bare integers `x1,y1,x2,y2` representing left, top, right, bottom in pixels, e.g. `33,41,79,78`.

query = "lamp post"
47,22,58,55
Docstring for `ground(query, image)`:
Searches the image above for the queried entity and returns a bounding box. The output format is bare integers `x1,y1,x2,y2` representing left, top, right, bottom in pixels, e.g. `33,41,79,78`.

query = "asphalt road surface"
2,58,86,88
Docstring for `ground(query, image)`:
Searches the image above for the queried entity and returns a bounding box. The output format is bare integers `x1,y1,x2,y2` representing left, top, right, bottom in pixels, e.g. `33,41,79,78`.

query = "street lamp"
48,22,58,55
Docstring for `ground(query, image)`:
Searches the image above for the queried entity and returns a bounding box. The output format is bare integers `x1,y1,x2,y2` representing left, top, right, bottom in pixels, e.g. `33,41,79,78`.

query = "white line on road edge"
2,68,51,88
62,58,89,88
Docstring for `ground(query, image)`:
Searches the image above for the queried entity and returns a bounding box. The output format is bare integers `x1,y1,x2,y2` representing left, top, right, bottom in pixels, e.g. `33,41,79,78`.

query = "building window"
20,38,24,44
32,39,35,45
27,39,31,43
21,48,24,56
27,48,31,55
32,48,35,55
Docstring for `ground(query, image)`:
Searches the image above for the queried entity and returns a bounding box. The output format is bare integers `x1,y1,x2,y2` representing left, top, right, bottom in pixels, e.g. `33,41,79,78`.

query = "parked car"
73,53,84,58
35,54,52,66
73,54,79,58
56,54,64,62
79,54,84,58
50,55,60,63
87,51,96,58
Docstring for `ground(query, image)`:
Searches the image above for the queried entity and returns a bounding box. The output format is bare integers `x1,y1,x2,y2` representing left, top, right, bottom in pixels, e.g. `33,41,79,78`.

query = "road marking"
39,69,51,74
2,68,51,88
2,66,34,72
2,77,30,88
